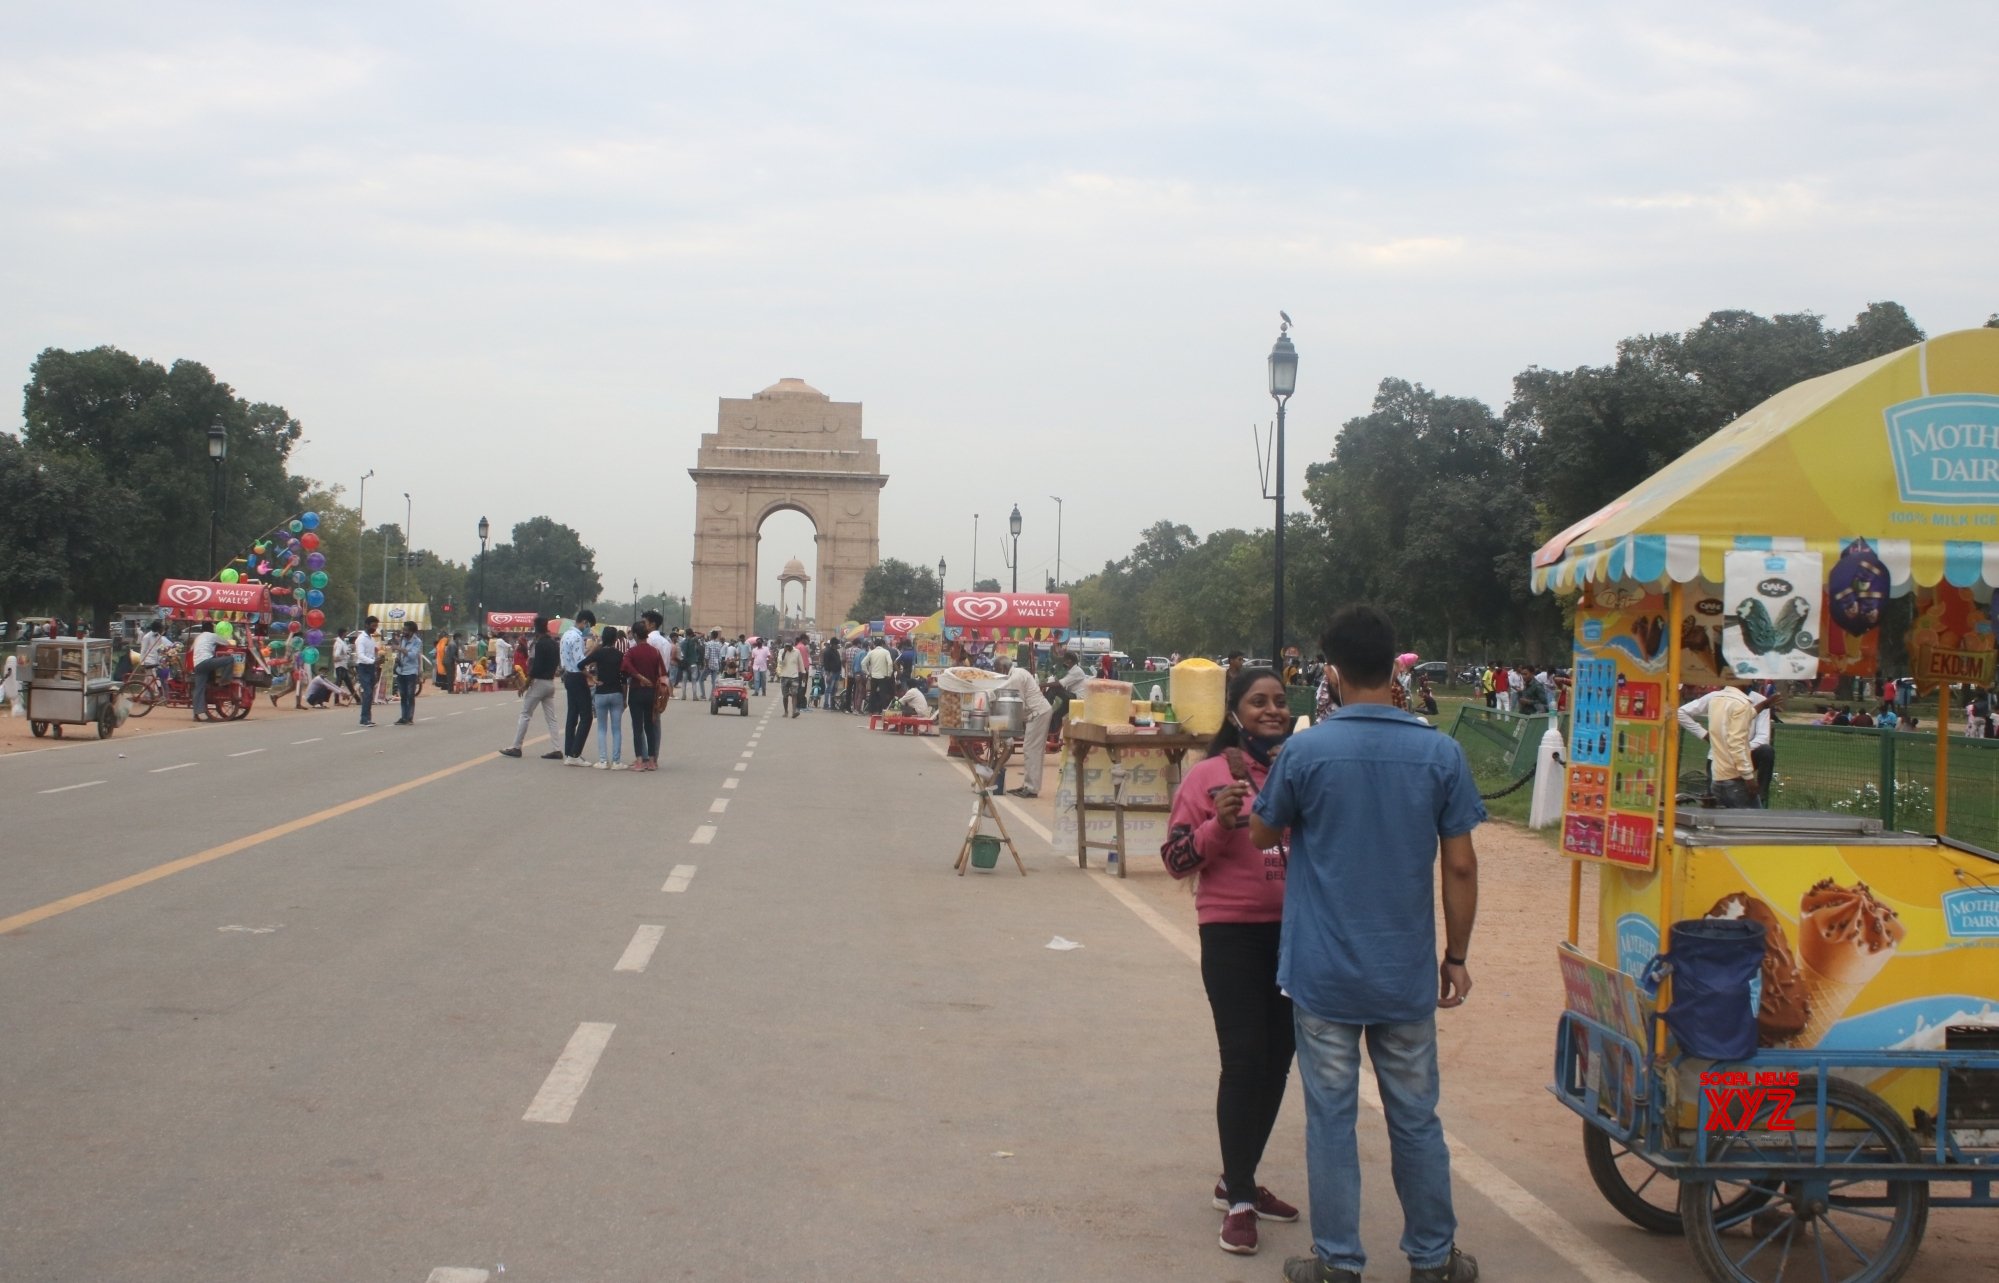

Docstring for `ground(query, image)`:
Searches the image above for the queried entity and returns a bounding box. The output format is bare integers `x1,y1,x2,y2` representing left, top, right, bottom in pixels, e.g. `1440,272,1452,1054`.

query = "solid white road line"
722,777,738,789
292,737,323,745
690,825,716,845
612,924,667,973
150,762,196,774
662,864,697,893
916,739,1647,1283
522,1021,616,1124
709,798,728,813
39,780,106,795
227,748,265,758
426,1270,491,1283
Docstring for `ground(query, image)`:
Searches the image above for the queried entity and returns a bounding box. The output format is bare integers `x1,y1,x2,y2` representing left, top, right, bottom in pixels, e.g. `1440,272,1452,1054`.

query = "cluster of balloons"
216,510,337,670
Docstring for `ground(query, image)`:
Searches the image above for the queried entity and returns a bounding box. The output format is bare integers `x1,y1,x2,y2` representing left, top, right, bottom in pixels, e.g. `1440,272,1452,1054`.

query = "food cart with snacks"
1535,328,1999,1283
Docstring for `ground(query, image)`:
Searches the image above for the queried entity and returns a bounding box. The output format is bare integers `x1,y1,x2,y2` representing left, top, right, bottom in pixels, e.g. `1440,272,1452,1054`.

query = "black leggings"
1200,921,1294,1206
630,694,660,762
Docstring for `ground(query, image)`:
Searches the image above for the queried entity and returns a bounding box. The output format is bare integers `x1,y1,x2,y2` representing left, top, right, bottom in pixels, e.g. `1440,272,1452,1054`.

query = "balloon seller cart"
1534,329,1999,1283
125,578,278,722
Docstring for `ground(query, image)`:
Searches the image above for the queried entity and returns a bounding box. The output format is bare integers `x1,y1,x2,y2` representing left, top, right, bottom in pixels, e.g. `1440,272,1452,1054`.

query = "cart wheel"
30,720,48,738
210,691,244,722
1585,1120,1769,1235
97,705,115,739
125,684,154,717
1680,1077,1926,1283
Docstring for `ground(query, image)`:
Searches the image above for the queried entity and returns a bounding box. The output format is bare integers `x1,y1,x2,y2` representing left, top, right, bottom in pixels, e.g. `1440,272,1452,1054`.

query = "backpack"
680,637,702,667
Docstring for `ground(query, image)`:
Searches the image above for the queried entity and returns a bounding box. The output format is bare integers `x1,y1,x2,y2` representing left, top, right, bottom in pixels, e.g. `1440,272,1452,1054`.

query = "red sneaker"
1218,1207,1258,1255
1213,1181,1299,1222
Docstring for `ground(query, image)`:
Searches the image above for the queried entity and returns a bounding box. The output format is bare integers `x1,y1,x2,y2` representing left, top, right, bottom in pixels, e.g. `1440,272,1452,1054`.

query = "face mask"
1233,713,1287,765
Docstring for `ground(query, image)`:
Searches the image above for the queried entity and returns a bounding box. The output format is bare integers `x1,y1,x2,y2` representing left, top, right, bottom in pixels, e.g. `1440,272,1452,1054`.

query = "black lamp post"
937,557,947,609
632,578,639,622
476,515,490,637
1008,504,1022,594
1267,318,1299,667
355,469,374,630
206,422,227,575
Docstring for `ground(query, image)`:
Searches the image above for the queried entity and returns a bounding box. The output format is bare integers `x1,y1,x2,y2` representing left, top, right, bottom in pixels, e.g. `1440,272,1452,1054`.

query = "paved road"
3,690,1726,1282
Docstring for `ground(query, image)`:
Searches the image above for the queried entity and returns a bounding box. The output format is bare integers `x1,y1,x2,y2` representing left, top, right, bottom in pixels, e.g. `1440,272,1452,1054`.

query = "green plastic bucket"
969,835,1001,870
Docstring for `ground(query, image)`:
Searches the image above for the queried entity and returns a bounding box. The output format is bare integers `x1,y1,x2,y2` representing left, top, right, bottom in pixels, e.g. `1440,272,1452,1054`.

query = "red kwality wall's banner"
943,592,1071,629
486,611,541,630
157,578,273,615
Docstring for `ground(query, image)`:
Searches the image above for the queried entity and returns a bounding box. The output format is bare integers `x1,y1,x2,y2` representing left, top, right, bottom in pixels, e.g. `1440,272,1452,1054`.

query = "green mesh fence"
1449,706,1552,788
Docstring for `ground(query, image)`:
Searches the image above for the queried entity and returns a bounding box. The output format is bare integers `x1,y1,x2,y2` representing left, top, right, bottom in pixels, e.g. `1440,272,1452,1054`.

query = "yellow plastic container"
1171,658,1226,736
1081,679,1133,727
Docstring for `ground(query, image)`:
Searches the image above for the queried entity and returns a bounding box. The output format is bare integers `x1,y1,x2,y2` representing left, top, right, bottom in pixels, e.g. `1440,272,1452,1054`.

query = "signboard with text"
943,592,1071,630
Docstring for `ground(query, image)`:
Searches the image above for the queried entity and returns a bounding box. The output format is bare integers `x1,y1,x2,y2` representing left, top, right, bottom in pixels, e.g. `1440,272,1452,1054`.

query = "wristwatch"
1444,952,1467,967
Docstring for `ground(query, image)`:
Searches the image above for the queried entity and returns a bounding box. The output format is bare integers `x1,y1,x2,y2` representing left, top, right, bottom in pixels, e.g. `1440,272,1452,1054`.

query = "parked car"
1413,661,1449,682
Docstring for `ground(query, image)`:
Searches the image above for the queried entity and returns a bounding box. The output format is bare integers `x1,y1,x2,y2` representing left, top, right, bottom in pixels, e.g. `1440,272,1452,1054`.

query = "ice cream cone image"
1790,879,1905,1048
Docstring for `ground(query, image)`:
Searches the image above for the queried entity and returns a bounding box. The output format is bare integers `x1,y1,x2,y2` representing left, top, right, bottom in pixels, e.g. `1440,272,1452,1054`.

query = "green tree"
472,518,600,618
0,435,141,623
850,557,942,620
973,577,1001,592
20,346,307,616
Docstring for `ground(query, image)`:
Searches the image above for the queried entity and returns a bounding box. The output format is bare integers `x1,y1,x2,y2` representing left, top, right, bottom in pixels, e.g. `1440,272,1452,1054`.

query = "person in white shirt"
1677,686,1775,808
994,656,1054,798
352,617,381,726
863,639,896,713
896,683,932,719
188,622,231,722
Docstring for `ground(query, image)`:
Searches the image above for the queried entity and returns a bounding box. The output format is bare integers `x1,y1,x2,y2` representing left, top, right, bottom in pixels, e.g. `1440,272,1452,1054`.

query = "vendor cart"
126,578,275,722
22,637,123,738
1533,328,1999,1282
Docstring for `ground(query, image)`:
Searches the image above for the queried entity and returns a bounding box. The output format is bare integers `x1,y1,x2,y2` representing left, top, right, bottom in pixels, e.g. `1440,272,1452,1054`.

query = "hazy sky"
6,2,1996,616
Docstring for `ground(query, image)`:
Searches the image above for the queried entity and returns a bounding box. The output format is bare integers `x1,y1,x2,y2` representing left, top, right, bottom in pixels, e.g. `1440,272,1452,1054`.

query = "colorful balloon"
306,589,325,607
301,512,320,530
305,609,325,628
219,568,239,584
289,635,305,652
301,646,320,665
306,629,324,645
288,520,303,534
300,532,319,552
309,571,329,590
214,620,235,640
305,552,326,571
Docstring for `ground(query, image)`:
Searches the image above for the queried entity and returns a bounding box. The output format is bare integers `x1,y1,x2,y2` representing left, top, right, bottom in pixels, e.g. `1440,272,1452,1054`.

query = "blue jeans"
752,669,766,695
190,656,232,719
396,671,418,722
356,663,377,723
594,691,625,763
1294,1012,1456,1273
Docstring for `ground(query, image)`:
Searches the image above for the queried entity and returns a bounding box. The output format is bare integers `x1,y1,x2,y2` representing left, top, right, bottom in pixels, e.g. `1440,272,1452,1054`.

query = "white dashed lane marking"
426,1269,491,1283
732,763,747,772
292,737,322,745
612,925,666,973
150,762,196,774
342,729,368,736
690,826,717,845
522,1022,615,1124
722,778,738,789
709,798,728,813
39,780,106,795
662,864,696,893
227,748,264,758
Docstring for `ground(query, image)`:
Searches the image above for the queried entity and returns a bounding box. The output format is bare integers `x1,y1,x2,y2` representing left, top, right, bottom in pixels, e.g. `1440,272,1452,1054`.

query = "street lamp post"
476,515,490,638
1049,495,1063,591
1267,318,1299,668
355,470,374,629
937,557,947,610
402,493,413,600
1008,504,1022,594
972,513,979,589
206,423,227,575
632,578,640,622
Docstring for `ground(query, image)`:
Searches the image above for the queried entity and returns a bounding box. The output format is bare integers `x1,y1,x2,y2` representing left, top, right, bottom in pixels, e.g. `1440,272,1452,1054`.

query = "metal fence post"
1878,727,1896,830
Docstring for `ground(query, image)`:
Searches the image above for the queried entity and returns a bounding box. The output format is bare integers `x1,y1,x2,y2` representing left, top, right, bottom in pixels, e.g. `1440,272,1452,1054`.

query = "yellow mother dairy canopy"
1533,328,1999,595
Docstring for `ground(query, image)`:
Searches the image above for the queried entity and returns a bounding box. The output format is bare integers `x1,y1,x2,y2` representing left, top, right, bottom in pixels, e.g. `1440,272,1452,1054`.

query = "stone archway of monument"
756,503,819,631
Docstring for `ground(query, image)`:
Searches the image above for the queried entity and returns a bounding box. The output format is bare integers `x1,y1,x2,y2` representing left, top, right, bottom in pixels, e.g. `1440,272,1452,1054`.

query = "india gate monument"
688,379,885,637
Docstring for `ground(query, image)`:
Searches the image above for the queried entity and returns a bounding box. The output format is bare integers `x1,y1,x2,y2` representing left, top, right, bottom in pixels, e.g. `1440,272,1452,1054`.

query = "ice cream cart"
1534,328,1999,1282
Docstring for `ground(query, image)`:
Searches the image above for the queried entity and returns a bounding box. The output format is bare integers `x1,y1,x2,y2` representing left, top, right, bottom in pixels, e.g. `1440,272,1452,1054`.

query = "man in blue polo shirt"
1251,604,1484,1283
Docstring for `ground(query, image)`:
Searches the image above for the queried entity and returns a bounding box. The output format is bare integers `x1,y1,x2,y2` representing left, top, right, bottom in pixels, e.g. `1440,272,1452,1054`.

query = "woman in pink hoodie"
1161,667,1297,1257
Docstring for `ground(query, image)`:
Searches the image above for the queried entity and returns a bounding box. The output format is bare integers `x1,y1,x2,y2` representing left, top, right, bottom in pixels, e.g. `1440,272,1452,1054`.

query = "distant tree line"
1069,303,1953,662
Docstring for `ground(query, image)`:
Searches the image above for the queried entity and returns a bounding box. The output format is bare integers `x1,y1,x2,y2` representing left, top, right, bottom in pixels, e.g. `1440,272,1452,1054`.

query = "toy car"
710,675,749,716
